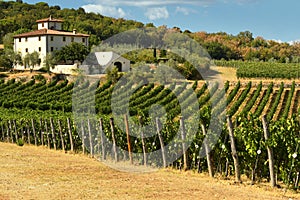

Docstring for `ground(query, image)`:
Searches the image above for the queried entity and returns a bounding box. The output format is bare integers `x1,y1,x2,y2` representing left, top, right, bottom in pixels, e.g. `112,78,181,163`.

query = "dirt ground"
1,71,53,81
0,143,299,200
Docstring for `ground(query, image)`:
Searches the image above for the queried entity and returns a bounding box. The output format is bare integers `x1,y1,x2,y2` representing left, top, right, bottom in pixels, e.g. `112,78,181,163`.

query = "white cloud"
175,6,192,15
270,39,283,44
86,0,213,7
145,7,169,20
82,4,126,18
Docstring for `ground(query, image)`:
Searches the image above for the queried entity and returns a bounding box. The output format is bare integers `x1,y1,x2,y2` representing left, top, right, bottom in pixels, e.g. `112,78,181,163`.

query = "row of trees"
189,30,300,63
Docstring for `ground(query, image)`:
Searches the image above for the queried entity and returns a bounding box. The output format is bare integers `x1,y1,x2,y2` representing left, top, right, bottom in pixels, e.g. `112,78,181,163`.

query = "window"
82,38,85,43
50,47,54,52
42,23,44,27
71,37,74,42
38,47,41,52
25,37,28,42
38,36,41,41
50,36,54,41
25,48,28,53
63,37,66,42
19,38,21,42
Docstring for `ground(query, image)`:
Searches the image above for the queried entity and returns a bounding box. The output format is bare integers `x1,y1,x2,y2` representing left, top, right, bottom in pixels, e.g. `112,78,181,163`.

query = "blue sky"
23,0,300,42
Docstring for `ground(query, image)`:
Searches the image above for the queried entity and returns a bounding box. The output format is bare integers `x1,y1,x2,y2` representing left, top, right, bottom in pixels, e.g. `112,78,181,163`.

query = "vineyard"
1,76,300,189
214,60,300,79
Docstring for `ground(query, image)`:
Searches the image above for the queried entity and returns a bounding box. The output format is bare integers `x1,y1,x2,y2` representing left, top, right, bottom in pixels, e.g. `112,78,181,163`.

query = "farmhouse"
80,51,131,74
13,16,89,70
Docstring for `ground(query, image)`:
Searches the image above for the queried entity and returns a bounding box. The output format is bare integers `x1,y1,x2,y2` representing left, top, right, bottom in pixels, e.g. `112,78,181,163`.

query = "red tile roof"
36,17,64,23
13,29,89,38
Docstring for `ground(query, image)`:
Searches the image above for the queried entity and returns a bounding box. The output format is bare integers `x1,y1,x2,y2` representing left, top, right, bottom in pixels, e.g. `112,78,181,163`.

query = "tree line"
1,1,300,72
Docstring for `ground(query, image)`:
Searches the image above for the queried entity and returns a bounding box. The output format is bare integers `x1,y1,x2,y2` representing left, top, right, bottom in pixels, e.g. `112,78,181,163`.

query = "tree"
29,51,40,68
203,41,241,60
22,51,40,71
106,66,120,84
55,42,89,64
237,31,254,46
43,53,56,73
0,54,11,70
23,53,30,69
3,33,14,49
0,49,22,70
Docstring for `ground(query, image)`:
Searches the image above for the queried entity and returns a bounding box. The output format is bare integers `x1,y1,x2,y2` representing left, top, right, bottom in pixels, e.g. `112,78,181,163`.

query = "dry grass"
0,143,299,200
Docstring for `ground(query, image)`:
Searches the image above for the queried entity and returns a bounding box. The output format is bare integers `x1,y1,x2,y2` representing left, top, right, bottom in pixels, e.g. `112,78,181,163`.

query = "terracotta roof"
36,17,64,23
13,29,89,38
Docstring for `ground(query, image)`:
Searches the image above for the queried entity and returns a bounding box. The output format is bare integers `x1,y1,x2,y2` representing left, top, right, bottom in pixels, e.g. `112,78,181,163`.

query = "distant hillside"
1,1,300,62
0,1,145,47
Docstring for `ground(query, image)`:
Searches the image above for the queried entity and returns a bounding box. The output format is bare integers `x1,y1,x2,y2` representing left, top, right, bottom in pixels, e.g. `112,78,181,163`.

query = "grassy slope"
0,142,298,200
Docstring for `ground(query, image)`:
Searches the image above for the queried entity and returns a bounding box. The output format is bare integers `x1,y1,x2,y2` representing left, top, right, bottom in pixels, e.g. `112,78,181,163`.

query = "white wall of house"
94,52,131,72
14,35,47,69
13,17,89,71
50,64,78,75
38,22,62,30
14,35,88,69
80,52,131,74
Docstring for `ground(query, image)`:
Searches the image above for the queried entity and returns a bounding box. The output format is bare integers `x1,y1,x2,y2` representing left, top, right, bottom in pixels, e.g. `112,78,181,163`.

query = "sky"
22,0,300,43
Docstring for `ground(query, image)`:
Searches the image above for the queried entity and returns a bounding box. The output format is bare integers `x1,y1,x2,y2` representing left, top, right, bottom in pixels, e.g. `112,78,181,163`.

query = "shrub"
34,74,45,81
16,138,24,146
0,73,8,79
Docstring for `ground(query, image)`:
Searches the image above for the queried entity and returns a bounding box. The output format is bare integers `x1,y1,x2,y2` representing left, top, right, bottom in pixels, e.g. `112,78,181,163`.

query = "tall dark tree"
54,42,89,64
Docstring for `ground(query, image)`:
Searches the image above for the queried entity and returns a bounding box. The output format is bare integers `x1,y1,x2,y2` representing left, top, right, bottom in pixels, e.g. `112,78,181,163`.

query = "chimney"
73,29,77,34
50,15,52,20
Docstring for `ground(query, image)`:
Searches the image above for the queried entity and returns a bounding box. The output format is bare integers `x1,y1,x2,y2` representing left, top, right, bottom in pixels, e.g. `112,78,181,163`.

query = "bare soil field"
0,143,299,200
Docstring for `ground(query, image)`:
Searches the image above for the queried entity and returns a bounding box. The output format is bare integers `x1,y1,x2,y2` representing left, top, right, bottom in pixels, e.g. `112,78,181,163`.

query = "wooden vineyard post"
31,119,37,146
8,120,14,143
200,122,214,178
295,172,300,189
6,125,10,143
99,118,106,160
124,115,133,164
138,116,147,167
1,123,4,142
227,116,242,183
156,118,167,168
45,120,50,149
21,125,25,142
26,122,31,145
50,118,57,150
180,117,188,171
13,120,18,143
58,119,65,152
57,119,65,152
39,119,44,146
109,118,118,162
81,121,85,154
67,118,74,153
262,115,276,187
87,119,94,157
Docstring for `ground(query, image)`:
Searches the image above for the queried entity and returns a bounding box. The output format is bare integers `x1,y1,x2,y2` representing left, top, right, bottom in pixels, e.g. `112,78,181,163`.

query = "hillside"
0,142,298,200
1,1,300,63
